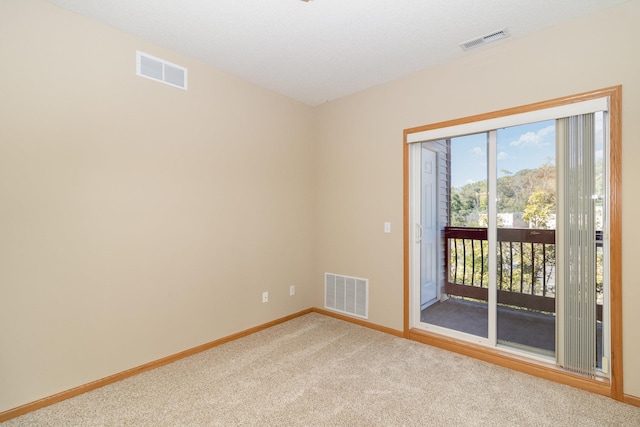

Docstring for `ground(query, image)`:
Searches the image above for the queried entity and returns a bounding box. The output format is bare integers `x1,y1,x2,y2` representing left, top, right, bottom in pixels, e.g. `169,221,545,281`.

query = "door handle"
416,224,424,243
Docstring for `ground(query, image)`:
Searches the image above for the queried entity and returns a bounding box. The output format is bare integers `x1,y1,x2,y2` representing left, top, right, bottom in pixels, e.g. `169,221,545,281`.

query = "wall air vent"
459,28,509,51
325,273,368,319
136,51,187,90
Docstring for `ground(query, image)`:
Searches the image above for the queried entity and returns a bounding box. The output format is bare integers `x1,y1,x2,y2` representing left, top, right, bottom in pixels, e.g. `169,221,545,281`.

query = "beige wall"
314,1,640,398
0,0,315,412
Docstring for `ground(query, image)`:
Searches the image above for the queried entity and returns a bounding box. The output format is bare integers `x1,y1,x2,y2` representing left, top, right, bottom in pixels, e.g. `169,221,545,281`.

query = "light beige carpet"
5,313,640,426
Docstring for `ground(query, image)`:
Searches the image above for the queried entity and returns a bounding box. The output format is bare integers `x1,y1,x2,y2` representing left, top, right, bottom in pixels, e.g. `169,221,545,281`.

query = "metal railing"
444,226,603,319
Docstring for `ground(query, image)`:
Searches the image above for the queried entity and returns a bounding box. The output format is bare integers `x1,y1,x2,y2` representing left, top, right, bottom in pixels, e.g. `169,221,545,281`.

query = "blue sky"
449,113,605,189
450,120,557,189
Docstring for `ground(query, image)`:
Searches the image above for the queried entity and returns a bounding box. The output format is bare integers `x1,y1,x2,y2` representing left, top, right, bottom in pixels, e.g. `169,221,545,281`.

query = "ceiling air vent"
136,51,187,90
459,28,509,51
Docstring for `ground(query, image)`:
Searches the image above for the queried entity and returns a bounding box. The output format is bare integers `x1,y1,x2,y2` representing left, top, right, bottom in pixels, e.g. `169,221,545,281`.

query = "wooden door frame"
403,86,623,401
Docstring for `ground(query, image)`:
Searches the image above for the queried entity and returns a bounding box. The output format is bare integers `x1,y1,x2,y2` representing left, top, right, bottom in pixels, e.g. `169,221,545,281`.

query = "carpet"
4,313,639,426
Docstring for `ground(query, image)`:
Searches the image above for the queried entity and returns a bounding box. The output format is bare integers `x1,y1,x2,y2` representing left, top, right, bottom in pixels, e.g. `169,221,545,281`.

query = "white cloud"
471,147,484,156
510,125,554,147
497,151,509,160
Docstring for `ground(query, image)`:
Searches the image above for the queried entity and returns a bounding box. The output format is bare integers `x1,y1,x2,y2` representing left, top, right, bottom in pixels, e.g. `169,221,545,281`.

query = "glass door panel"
594,111,606,370
421,133,488,339
495,121,556,357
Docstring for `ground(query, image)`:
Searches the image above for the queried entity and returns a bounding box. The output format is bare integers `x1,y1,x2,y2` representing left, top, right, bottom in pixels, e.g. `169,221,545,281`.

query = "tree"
522,189,555,228
451,162,556,227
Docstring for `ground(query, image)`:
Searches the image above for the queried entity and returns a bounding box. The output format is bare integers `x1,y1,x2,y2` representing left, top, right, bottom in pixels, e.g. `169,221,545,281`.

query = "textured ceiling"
48,0,627,106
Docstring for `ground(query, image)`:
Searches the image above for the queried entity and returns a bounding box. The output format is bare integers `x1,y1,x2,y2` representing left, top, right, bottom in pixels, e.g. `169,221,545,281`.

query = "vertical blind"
557,114,597,375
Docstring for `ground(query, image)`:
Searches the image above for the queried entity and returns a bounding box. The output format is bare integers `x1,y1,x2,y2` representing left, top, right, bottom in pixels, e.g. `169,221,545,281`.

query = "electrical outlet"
262,291,268,303
289,285,295,296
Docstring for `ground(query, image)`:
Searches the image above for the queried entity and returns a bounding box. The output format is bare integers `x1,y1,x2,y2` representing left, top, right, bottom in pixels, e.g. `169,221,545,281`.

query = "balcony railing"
444,226,603,320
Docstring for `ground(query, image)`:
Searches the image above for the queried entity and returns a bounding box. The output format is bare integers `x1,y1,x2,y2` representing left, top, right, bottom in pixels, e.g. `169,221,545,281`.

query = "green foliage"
448,160,605,305
449,238,556,298
450,180,487,226
452,161,556,225
522,189,555,228
450,239,489,287
449,161,559,303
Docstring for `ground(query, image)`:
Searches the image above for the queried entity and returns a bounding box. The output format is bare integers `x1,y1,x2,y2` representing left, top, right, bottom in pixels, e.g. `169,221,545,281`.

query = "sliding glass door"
409,96,610,377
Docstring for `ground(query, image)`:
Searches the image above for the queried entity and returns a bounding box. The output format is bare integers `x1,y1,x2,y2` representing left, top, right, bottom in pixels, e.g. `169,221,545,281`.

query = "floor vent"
136,51,188,90
324,273,368,319
459,28,509,51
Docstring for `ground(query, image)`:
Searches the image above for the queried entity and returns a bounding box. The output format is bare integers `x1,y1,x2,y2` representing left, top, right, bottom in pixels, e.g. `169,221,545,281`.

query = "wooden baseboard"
408,328,613,399
0,308,313,423
311,308,404,337
624,393,640,407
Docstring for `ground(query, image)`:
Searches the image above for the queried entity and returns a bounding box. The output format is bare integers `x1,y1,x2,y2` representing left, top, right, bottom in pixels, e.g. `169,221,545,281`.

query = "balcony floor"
421,297,602,363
